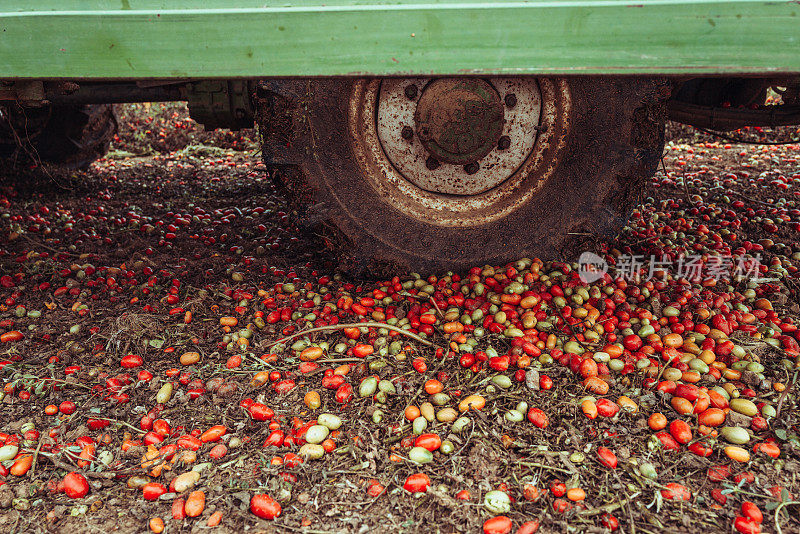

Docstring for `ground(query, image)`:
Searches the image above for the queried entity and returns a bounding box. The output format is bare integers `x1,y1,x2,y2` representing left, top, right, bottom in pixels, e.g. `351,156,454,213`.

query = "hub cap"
376,77,543,196
414,78,505,166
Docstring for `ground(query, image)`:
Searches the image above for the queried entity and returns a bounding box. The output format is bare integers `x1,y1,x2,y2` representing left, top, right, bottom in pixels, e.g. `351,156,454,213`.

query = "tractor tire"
257,77,667,276
0,104,117,170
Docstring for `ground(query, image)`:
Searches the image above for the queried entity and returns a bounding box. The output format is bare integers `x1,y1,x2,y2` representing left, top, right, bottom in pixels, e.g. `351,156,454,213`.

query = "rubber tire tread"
0,104,117,170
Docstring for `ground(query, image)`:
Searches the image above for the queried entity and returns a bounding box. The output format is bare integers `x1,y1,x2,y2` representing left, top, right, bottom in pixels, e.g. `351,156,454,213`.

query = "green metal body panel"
1,1,798,79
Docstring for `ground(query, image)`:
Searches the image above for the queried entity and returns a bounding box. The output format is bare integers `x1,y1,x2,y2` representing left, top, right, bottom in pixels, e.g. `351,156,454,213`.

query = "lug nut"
464,163,479,175
504,94,517,108
404,85,419,100
401,126,414,141
425,156,440,170
497,136,511,150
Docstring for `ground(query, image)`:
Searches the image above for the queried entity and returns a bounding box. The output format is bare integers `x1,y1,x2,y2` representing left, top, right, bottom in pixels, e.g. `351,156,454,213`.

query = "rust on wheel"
258,76,667,275
351,77,571,226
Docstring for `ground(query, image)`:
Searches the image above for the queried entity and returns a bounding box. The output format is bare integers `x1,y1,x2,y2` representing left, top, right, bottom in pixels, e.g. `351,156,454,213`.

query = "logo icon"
578,251,608,284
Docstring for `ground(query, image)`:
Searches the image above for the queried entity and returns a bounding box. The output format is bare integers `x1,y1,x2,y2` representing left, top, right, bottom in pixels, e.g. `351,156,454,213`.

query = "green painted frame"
1,1,799,79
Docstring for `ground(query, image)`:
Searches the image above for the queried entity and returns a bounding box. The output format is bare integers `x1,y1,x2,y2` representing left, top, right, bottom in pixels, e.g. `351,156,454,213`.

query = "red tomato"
209,444,228,459
522,484,542,502
249,403,274,421
10,455,33,476
579,358,598,378
527,407,549,429
552,498,572,513
87,418,110,431
483,516,513,534
741,501,763,524
539,375,553,390
137,370,154,381
596,398,620,417
688,441,713,457
707,464,730,482
283,453,302,468
597,447,618,469
601,513,620,530
412,358,428,373
753,441,780,458
549,480,566,497
710,488,727,505
200,425,227,442
59,400,77,415
144,431,164,445
121,354,143,368
142,482,167,501
654,431,680,451
515,520,540,534
622,334,642,351
403,473,430,493
669,420,693,444
273,379,296,394
250,494,281,519
414,434,442,452
335,383,353,403
152,419,171,437
185,490,206,517
673,383,700,401
263,429,285,447
661,483,691,501
177,435,202,451
171,497,186,519
733,517,761,534
489,355,510,371
353,344,374,358
62,472,89,498
0,331,23,343
366,480,385,497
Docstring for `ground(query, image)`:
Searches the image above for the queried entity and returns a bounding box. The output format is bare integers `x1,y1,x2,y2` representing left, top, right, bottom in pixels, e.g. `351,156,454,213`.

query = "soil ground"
0,104,798,534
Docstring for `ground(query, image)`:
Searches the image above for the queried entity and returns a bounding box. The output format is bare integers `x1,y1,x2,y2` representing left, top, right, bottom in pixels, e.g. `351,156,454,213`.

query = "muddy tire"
0,104,117,170
257,77,667,276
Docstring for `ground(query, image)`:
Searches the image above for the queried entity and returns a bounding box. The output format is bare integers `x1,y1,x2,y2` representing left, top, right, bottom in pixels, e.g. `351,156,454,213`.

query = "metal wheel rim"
347,77,572,227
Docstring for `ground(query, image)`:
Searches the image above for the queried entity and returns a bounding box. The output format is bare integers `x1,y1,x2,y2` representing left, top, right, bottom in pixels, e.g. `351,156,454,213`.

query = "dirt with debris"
0,104,798,534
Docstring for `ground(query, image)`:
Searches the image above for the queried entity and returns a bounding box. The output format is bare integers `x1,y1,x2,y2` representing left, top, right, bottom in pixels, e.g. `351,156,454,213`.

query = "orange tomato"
725,446,750,462
149,517,165,533
404,405,421,421
10,455,33,476
566,487,586,501
442,322,464,334
581,399,598,419
698,408,725,427
207,511,223,527
583,376,609,395
424,379,443,395
671,396,694,415
185,490,206,517
648,412,668,431
299,346,324,361
200,425,227,443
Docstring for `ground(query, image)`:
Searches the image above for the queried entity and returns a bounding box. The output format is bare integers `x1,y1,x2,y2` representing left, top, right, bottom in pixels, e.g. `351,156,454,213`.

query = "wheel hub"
414,78,504,165
376,77,543,196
